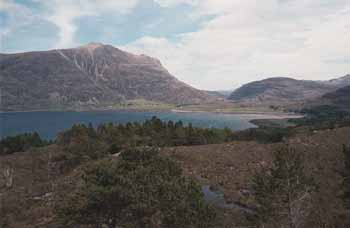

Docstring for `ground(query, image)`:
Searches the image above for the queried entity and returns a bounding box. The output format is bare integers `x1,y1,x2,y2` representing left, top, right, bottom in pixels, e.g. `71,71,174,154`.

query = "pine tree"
340,145,350,207
251,145,315,228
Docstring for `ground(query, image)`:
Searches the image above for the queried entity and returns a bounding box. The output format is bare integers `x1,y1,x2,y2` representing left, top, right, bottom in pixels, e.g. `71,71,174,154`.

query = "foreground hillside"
0,43,211,111
1,122,350,227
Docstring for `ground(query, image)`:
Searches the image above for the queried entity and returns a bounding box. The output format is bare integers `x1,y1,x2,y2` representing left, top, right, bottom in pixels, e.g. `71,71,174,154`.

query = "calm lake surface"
0,110,266,139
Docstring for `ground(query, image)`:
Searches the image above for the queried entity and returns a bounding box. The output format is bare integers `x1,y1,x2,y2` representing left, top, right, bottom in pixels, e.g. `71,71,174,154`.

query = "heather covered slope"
0,43,211,111
1,125,350,227
163,126,350,227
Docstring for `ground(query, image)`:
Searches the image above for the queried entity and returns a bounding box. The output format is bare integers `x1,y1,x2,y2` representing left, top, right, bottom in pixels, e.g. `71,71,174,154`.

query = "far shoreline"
170,108,303,119
0,108,304,121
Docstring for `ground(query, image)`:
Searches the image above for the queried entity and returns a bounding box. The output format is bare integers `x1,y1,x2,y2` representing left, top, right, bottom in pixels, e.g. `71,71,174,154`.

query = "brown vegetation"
1,126,350,227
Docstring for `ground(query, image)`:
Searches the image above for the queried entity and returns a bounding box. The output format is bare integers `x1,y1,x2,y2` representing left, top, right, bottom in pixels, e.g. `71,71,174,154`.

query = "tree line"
0,117,234,156
55,116,235,163
0,116,302,156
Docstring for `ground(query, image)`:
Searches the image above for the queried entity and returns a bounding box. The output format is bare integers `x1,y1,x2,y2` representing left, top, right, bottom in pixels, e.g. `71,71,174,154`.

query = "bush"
0,132,49,155
231,127,293,143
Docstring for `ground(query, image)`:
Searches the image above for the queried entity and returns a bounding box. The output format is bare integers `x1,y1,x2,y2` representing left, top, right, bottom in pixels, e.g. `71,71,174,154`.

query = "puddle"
201,185,256,214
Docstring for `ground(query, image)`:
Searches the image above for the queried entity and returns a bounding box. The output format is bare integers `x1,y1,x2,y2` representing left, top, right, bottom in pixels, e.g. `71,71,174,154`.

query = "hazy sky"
1,0,350,90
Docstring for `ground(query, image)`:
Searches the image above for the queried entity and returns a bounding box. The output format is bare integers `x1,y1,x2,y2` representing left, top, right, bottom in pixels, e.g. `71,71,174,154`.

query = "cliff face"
0,43,211,111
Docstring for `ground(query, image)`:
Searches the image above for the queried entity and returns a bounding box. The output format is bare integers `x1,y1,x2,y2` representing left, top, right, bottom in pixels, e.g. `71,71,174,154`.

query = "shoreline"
0,108,303,119
171,109,304,119
0,108,171,114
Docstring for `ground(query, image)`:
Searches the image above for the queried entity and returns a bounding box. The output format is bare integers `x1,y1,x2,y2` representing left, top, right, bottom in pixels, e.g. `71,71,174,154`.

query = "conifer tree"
340,145,350,207
339,144,350,226
251,145,314,228
57,147,216,227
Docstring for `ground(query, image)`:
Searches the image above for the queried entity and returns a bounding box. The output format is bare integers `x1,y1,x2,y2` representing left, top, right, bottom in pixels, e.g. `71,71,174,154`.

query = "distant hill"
204,90,233,99
0,43,211,111
312,86,350,111
228,76,350,106
325,74,350,86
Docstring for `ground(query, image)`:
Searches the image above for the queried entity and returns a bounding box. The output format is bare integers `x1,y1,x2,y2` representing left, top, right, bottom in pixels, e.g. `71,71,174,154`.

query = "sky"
0,0,350,90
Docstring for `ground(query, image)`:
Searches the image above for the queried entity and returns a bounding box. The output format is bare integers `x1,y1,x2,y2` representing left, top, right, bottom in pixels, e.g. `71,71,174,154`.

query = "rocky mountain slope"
228,76,350,106
0,43,211,111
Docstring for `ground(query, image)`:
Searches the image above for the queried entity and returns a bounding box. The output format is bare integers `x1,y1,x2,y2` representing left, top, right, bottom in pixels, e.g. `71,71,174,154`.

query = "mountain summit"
0,43,211,111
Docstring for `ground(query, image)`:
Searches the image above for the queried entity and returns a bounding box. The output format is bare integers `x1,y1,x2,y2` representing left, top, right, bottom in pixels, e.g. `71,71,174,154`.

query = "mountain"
312,86,350,111
0,43,211,111
325,74,350,86
204,90,233,99
228,76,350,106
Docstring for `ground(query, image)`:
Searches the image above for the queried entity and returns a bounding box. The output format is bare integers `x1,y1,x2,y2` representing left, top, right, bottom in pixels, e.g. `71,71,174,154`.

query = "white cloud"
154,0,198,7
0,0,17,38
0,0,14,10
38,0,139,48
0,0,40,50
123,0,350,90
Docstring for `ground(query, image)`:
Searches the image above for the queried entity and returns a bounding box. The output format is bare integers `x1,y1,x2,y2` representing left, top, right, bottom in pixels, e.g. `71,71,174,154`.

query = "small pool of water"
201,185,256,214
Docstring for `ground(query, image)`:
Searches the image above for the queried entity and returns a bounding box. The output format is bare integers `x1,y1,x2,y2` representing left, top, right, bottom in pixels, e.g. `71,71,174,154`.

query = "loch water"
0,110,261,139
